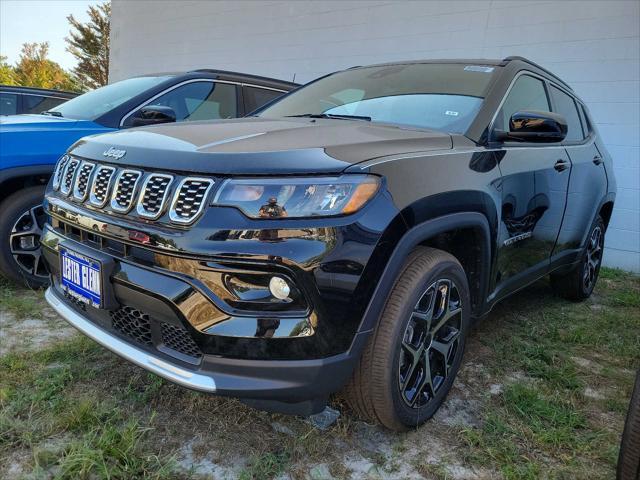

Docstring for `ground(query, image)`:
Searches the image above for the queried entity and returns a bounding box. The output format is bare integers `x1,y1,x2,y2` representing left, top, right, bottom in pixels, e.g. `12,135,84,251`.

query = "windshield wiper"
41,110,63,117
286,113,371,121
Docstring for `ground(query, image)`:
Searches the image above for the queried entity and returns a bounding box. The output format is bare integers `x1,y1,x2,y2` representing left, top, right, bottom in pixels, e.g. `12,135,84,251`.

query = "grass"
0,276,44,320
0,268,638,479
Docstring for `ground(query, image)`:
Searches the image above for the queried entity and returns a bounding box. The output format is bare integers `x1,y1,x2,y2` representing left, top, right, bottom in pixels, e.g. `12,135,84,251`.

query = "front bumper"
40,188,399,409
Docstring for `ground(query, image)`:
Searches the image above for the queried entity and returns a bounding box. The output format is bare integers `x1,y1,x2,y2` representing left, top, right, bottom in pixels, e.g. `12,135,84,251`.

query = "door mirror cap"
131,105,177,127
495,110,567,143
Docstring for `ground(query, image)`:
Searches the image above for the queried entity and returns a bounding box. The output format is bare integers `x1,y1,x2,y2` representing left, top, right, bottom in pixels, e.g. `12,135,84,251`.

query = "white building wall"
110,0,640,272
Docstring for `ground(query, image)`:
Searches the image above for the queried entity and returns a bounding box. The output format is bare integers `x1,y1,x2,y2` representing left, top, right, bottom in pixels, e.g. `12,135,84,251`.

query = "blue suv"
0,70,297,286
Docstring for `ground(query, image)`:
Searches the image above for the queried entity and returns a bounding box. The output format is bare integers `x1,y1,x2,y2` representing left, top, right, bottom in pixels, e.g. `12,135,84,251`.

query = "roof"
0,85,79,97
348,56,572,90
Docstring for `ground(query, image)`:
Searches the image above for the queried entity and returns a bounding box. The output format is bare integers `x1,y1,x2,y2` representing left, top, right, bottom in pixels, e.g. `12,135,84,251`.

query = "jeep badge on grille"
103,147,126,159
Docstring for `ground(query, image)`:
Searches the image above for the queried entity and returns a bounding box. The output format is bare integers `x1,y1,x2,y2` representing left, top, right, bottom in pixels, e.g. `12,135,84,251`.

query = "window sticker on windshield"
445,111,459,116
464,65,494,73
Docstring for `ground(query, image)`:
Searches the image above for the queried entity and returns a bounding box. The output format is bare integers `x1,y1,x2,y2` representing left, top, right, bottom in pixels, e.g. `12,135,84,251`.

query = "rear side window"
550,85,584,142
23,95,68,114
0,92,18,115
244,86,283,113
495,75,549,131
579,104,593,136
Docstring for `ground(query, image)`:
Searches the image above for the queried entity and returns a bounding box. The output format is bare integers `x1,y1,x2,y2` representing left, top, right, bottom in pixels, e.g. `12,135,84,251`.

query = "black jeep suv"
41,57,616,430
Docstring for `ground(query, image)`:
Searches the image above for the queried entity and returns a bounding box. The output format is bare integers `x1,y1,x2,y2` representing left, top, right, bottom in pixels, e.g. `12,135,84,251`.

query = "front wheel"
0,187,49,288
343,247,470,431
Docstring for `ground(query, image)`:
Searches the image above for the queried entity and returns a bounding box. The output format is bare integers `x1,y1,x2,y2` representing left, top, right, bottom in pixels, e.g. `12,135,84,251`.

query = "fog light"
269,276,291,300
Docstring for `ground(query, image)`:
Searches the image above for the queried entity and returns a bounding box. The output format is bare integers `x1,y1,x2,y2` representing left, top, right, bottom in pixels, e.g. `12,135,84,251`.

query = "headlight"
212,175,380,219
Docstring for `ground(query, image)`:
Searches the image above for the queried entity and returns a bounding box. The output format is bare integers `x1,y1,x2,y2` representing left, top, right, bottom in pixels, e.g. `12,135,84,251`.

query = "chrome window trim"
119,78,287,127
59,157,80,196
136,173,175,220
52,155,70,191
169,177,215,225
72,161,96,201
110,168,142,213
89,165,117,208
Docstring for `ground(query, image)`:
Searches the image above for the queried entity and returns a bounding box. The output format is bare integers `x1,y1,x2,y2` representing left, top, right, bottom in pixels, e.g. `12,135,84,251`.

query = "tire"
0,186,49,289
343,247,471,431
618,370,640,480
551,215,605,301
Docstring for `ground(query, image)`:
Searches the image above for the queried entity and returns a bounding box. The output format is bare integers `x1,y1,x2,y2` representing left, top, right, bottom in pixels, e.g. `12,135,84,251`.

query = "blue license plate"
60,248,102,308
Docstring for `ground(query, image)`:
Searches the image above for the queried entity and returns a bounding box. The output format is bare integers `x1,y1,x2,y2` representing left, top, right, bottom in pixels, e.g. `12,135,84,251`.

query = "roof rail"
503,56,573,90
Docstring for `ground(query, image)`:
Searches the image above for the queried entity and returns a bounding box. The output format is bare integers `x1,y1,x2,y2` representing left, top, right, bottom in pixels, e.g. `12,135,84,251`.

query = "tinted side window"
550,85,584,142
496,75,549,131
579,104,593,136
23,95,68,114
0,93,18,115
244,87,283,113
134,81,237,124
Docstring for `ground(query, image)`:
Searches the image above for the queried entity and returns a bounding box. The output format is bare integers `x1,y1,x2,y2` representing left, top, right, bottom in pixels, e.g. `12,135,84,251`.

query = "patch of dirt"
0,308,77,355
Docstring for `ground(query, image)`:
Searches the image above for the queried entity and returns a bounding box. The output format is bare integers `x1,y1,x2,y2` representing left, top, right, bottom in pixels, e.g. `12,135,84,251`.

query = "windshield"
259,63,498,133
49,75,172,120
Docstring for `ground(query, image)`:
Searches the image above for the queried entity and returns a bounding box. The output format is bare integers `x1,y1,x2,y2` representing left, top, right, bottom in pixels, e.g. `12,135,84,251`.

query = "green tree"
13,42,80,91
0,55,18,85
66,2,110,89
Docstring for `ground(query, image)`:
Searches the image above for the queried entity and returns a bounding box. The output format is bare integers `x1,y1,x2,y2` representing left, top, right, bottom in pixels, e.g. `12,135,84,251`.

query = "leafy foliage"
9,42,80,92
66,2,110,90
0,55,18,85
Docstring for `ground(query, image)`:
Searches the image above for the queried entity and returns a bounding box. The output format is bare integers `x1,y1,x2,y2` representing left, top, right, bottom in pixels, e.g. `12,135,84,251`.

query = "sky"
0,0,101,71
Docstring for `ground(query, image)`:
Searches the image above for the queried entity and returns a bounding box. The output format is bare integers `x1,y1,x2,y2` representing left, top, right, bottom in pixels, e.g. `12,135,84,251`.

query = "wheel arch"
355,210,493,340
0,165,53,202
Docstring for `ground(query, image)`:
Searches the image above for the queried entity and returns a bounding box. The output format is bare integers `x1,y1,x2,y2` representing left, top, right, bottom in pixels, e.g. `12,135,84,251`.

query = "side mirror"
131,105,177,127
495,110,567,143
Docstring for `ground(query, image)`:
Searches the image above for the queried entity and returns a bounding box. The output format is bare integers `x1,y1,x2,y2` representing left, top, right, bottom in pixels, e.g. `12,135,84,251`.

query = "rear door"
550,86,607,258
493,74,571,293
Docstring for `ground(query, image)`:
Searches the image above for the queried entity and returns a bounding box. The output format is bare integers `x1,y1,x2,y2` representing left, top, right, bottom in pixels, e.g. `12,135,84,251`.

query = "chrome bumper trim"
45,287,216,392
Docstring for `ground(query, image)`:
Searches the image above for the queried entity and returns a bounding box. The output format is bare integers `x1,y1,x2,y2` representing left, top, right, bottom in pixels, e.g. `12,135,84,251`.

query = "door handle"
554,159,570,172
593,155,603,166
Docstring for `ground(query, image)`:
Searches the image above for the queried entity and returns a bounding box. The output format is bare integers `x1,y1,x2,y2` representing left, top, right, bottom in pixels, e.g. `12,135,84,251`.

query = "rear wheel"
551,215,605,301
344,247,470,431
0,187,49,288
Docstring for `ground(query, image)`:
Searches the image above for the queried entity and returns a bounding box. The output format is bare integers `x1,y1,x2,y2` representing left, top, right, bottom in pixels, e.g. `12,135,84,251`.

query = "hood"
0,115,111,170
69,117,452,176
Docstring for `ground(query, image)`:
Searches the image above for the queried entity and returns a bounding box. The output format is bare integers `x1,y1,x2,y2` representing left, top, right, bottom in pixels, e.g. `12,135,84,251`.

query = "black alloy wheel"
398,278,462,408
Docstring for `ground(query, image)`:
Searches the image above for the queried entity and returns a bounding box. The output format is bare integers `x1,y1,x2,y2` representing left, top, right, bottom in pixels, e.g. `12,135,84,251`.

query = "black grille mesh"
161,323,203,359
112,171,141,210
140,175,172,216
61,158,80,195
171,179,212,222
73,162,95,200
91,166,115,205
109,306,202,360
110,306,153,346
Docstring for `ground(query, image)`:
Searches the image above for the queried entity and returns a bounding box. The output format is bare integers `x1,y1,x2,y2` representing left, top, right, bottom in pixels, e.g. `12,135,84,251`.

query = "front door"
492,74,571,294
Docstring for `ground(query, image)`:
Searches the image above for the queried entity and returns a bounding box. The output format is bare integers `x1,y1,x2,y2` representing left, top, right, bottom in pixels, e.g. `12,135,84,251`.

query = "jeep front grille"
89,165,116,207
136,174,173,219
56,160,215,226
110,169,142,212
60,158,80,195
52,155,70,190
169,178,214,224
72,161,96,201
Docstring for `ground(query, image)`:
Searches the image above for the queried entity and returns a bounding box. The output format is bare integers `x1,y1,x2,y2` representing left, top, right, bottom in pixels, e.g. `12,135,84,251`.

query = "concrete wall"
110,0,640,271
